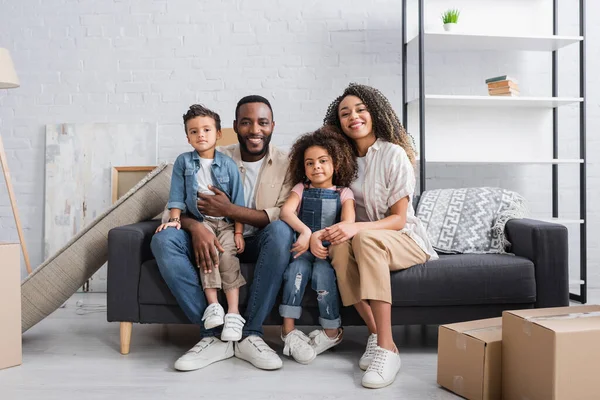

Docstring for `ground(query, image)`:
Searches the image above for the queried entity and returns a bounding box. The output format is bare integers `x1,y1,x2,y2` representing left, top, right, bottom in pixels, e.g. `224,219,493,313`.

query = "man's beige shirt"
217,143,291,223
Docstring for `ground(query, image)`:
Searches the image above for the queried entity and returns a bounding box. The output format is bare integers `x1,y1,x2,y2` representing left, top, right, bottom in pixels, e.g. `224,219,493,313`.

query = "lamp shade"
0,48,20,89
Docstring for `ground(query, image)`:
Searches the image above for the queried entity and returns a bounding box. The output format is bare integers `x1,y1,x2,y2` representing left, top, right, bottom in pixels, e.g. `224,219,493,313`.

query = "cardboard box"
0,243,22,370
438,317,502,400
502,305,600,400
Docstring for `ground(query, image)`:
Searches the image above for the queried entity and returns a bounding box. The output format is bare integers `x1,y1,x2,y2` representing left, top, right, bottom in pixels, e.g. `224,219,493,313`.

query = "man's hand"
189,221,225,274
310,230,328,259
197,185,232,218
321,222,359,246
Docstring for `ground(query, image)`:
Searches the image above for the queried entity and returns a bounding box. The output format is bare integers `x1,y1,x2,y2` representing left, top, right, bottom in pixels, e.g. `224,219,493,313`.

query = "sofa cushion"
416,187,527,254
140,253,536,309
391,254,536,306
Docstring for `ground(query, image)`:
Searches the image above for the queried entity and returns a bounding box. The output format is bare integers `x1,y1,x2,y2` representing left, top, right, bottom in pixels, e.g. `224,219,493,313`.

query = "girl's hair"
323,83,417,165
287,126,358,188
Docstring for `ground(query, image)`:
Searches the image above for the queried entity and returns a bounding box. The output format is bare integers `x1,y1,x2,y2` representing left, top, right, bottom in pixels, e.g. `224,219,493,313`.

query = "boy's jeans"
151,220,294,338
279,251,341,329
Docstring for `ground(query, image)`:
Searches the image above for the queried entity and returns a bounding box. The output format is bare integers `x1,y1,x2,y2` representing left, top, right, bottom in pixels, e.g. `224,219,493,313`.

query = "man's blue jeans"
150,220,294,338
279,251,341,329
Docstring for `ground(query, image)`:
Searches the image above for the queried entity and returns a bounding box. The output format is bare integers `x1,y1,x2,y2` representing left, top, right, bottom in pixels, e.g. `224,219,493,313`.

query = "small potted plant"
441,9,460,32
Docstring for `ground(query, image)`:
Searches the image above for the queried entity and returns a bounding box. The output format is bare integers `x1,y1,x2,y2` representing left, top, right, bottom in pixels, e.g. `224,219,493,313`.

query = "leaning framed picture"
111,166,157,204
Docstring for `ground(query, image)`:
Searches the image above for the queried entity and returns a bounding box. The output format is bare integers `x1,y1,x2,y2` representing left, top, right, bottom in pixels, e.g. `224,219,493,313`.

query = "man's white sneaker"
174,337,233,371
282,329,316,364
361,347,402,389
221,313,245,342
359,333,378,370
202,303,225,330
308,328,343,355
234,335,283,370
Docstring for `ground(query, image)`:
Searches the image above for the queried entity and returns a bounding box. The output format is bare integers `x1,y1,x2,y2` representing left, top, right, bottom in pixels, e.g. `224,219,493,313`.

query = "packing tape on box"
456,325,502,350
523,311,600,336
453,375,464,394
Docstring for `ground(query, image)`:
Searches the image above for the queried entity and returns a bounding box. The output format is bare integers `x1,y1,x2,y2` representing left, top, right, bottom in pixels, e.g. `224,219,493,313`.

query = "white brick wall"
0,0,598,293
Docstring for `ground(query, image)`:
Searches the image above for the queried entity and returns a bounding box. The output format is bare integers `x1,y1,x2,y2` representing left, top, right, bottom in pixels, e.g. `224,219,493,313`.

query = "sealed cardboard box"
0,243,22,370
438,317,502,400
502,305,600,400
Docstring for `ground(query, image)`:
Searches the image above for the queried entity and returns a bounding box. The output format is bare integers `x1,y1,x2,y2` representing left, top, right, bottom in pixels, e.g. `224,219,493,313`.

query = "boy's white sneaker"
220,313,245,342
308,328,343,355
282,329,316,364
234,335,283,370
359,333,378,370
202,303,225,330
174,337,233,371
361,346,402,389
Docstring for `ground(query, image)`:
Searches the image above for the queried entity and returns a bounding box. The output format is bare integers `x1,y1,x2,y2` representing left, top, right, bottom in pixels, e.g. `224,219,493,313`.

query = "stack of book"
486,75,520,97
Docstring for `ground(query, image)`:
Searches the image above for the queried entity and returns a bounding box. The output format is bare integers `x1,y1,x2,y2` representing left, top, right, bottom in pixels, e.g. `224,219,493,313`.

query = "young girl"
322,83,438,388
278,126,358,364
155,104,247,342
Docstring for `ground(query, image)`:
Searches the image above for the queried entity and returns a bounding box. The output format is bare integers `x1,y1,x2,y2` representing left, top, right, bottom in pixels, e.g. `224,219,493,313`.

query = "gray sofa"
107,217,569,354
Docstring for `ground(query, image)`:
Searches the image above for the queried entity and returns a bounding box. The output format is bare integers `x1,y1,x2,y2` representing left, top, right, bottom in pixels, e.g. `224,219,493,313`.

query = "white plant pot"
443,23,457,32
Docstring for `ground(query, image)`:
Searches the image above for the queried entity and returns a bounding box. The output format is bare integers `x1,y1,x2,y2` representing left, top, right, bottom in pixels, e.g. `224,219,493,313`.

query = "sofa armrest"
505,218,569,308
107,220,161,322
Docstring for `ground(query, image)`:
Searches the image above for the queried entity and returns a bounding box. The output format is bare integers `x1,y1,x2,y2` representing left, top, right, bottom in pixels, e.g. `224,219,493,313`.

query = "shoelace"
250,337,276,353
364,335,378,358
224,315,244,330
367,348,388,374
189,338,212,353
203,304,221,319
286,331,311,350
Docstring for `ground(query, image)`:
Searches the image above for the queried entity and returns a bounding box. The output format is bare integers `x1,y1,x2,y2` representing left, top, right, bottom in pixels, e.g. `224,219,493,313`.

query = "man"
151,95,294,371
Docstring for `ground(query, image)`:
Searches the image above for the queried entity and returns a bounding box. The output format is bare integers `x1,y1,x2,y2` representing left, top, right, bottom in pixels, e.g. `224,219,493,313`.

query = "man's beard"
237,133,272,157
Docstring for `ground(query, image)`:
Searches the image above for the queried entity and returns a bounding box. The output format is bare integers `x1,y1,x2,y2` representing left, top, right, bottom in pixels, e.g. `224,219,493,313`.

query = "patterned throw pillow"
415,187,527,254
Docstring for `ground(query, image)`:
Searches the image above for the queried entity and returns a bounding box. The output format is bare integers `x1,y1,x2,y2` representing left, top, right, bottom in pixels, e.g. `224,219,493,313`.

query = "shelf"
569,279,585,287
407,95,583,108
406,32,583,52
416,158,583,164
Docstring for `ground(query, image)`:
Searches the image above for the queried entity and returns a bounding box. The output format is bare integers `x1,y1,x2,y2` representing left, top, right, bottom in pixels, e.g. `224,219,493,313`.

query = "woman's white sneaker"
202,303,225,330
282,329,316,364
359,333,378,370
308,328,343,355
221,313,245,342
361,346,402,389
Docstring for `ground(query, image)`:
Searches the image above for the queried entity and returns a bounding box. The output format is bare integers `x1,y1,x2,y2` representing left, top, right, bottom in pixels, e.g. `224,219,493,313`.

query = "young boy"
156,104,246,341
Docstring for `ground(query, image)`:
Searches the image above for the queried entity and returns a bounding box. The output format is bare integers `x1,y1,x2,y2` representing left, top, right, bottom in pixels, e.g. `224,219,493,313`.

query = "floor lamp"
0,48,31,274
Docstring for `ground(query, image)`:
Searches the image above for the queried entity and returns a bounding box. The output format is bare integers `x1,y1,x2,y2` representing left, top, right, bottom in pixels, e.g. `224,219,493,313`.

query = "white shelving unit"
402,0,587,302
407,95,583,108
406,32,583,52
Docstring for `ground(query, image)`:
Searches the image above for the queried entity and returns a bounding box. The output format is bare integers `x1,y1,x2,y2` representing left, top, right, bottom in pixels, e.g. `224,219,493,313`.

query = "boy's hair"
182,104,221,134
235,95,274,120
323,83,417,166
287,126,358,188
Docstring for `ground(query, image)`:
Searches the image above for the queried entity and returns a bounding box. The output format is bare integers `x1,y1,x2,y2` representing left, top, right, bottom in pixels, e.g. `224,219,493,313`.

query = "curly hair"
323,83,417,165
182,104,221,134
287,126,358,188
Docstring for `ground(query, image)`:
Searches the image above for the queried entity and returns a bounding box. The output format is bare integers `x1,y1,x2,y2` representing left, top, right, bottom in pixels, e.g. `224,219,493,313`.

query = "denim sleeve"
228,161,245,207
167,154,187,212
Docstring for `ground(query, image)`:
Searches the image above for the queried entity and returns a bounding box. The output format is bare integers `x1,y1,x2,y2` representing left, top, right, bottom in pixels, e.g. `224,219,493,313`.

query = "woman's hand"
291,229,311,259
322,222,359,246
310,230,328,259
155,221,181,233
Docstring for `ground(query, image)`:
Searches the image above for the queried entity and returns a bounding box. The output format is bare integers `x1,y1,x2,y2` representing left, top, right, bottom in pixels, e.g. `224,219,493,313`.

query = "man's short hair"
235,95,273,120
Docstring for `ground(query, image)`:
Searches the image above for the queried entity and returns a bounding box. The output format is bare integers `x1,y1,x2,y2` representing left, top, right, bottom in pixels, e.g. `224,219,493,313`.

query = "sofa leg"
120,322,133,355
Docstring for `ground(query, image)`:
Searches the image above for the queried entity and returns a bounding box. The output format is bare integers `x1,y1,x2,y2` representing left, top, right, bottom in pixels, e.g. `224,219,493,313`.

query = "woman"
321,83,438,389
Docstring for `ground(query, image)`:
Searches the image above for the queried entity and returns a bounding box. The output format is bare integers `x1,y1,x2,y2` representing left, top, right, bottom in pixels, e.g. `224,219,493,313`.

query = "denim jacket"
167,150,245,223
